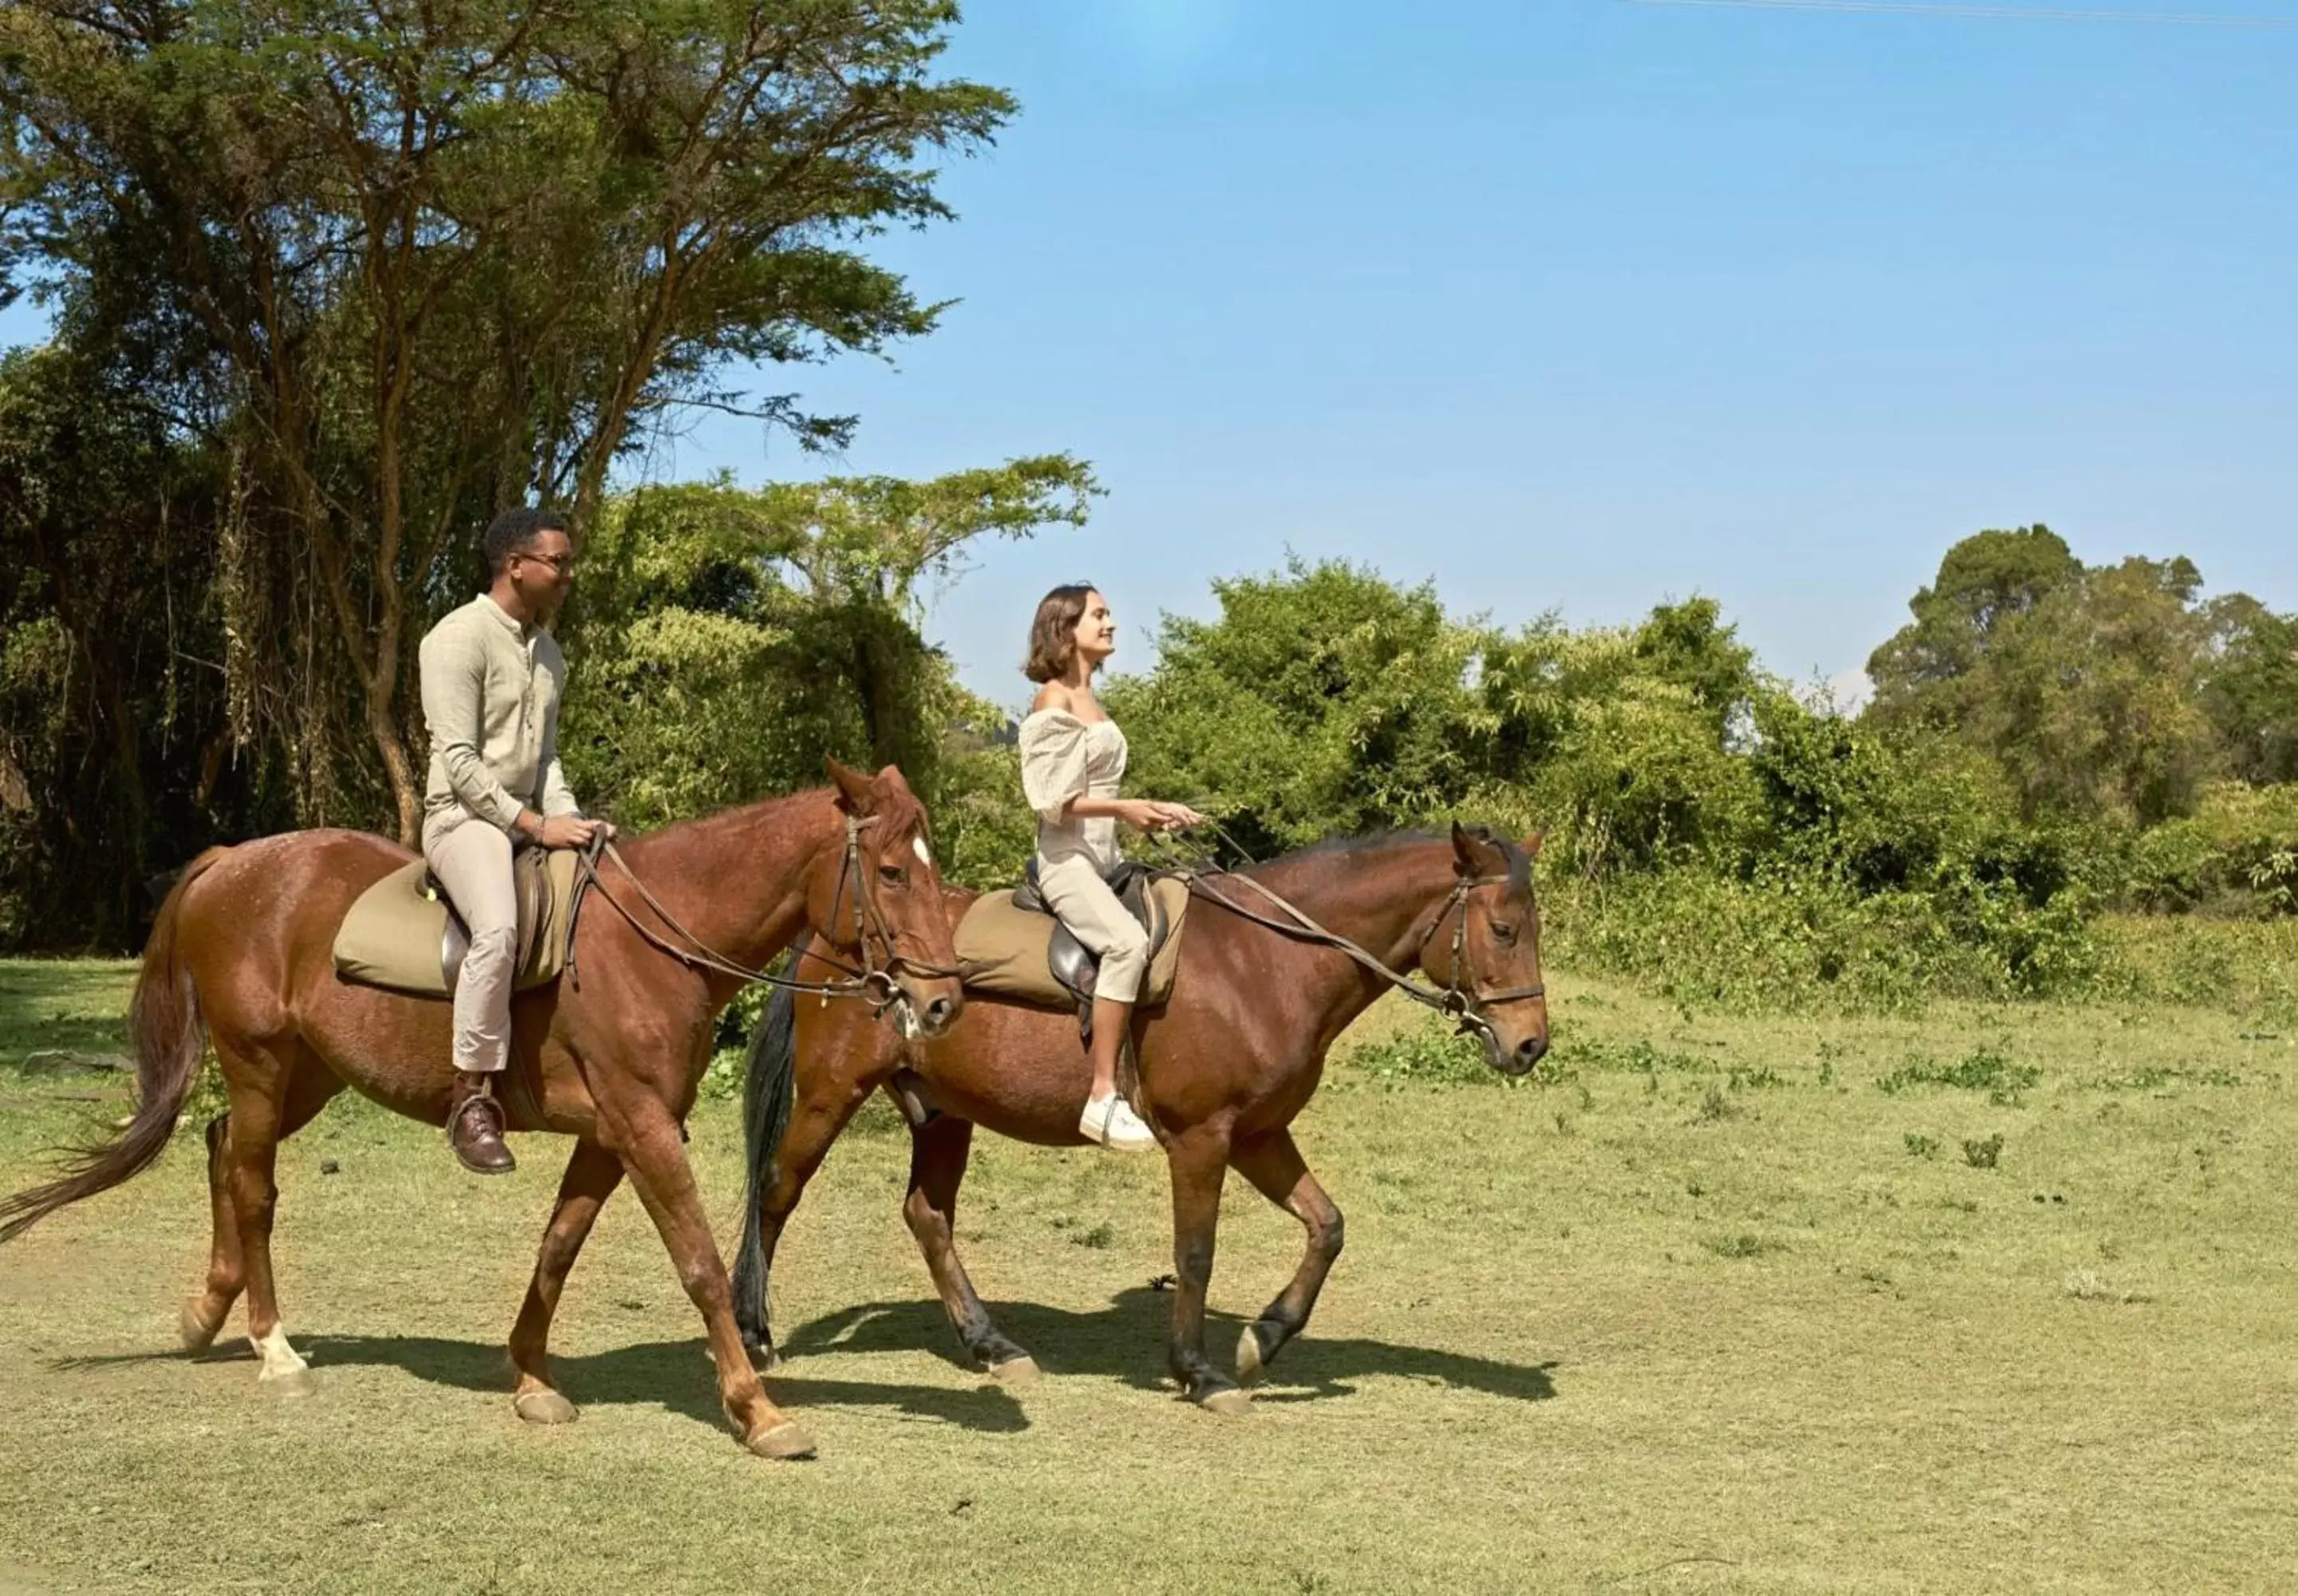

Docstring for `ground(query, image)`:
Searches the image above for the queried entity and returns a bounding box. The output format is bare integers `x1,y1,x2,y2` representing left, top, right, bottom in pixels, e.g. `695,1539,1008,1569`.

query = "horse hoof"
986,1355,1040,1388
746,1344,781,1375
746,1421,817,1460
514,1389,578,1425
180,1298,223,1353
259,1367,316,1399
1199,1386,1252,1417
1236,1325,1268,1386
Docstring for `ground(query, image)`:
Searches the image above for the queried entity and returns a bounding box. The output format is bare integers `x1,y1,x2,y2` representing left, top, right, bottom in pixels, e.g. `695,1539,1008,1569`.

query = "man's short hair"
482,506,570,580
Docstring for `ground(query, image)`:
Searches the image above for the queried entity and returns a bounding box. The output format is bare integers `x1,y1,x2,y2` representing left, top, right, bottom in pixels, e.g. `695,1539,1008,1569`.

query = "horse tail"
0,848,223,1245
733,950,804,1350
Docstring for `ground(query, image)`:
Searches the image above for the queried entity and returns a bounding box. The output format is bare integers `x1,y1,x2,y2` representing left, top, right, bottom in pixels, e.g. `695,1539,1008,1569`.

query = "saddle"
952,862,1189,1025
332,846,583,999
1011,859,1177,1009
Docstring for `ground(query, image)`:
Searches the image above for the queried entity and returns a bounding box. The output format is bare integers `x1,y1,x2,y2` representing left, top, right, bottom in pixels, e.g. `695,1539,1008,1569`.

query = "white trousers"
421,809,519,1075
1035,854,1150,1005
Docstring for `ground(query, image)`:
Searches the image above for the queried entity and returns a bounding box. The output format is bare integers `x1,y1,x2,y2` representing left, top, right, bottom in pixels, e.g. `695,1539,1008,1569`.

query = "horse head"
816,758,966,1039
1423,822,1550,1077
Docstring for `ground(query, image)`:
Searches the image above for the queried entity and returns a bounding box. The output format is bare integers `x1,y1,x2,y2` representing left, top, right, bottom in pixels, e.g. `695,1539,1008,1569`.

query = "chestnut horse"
732,824,1548,1414
0,760,962,1460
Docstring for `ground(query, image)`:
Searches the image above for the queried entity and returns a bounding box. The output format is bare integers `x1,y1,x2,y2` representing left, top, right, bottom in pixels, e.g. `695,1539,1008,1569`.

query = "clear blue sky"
12,1,2295,711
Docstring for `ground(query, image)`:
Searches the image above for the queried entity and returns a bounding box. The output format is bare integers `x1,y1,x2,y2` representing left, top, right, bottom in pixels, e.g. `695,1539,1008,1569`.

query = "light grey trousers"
421,808,520,1075
1035,853,1150,1005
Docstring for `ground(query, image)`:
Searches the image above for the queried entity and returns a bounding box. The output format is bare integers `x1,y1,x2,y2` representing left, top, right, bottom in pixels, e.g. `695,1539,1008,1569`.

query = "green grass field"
2,959,2295,1594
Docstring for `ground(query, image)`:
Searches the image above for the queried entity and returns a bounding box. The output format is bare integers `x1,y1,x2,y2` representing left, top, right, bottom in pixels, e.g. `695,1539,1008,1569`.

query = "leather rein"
571,815,955,1011
1181,863,1546,1043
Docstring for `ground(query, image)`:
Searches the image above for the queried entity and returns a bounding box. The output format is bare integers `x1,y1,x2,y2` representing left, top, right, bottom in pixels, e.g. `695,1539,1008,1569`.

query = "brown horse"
732,824,1548,1413
0,760,962,1460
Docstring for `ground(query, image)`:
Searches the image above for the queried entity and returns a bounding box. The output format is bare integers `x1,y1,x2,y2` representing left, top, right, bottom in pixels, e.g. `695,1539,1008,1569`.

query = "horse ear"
876,763,912,794
825,757,877,816
1521,831,1545,860
1450,820,1491,875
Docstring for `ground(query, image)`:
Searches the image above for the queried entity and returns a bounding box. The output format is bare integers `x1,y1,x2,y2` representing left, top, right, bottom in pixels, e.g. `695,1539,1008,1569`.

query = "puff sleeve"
1019,711,1092,824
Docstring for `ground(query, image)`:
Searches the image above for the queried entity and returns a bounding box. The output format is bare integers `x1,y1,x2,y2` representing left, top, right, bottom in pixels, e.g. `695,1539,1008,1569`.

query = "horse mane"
1244,826,1533,896
619,780,928,857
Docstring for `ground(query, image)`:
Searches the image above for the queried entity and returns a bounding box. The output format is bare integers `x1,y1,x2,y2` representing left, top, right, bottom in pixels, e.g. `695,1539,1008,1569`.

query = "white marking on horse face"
912,836,934,869
252,1323,308,1381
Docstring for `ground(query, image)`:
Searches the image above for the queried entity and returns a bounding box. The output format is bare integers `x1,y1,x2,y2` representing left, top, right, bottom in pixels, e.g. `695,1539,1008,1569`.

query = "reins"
571,816,953,1010
1149,827,1546,1040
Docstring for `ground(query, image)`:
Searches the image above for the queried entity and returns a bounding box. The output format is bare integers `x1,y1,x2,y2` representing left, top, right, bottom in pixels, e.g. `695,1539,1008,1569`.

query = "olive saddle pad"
333,847,582,999
953,875,1191,1010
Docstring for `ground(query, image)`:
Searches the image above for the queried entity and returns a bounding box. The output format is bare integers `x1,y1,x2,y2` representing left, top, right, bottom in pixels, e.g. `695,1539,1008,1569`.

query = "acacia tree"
2,0,1012,839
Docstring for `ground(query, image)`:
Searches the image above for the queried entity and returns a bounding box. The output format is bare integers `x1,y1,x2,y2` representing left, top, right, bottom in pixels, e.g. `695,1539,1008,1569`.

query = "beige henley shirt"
419,594,580,833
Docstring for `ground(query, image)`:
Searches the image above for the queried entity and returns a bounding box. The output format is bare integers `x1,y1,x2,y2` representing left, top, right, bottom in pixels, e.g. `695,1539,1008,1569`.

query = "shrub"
2115,783,2298,917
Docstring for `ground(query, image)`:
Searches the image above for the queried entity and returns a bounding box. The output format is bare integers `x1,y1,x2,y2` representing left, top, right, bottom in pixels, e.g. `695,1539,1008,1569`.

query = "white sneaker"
1079,1092,1157,1152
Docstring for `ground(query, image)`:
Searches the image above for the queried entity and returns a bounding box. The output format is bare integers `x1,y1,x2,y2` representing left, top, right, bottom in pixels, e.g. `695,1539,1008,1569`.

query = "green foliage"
1544,864,2102,1010
1109,559,1488,855
1961,1132,2006,1170
2201,605,2298,785
2,0,1017,839
557,460,1094,835
0,345,267,950
932,733,1037,892
1343,1021,1508,1089
1475,605,1760,875
2115,782,2298,917
1868,528,2233,824
1876,1049,2039,1098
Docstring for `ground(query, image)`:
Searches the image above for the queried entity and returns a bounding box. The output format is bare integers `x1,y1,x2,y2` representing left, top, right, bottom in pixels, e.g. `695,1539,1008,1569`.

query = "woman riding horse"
735,817,1551,1415
1018,583,1205,1151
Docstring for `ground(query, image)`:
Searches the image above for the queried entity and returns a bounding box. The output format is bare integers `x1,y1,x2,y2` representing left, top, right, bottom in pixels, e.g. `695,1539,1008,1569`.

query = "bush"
2114,783,2298,917
1544,862,2106,1010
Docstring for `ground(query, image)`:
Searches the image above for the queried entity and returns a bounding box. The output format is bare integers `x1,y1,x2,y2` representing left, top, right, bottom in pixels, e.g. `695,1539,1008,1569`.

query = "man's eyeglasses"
516,550,577,576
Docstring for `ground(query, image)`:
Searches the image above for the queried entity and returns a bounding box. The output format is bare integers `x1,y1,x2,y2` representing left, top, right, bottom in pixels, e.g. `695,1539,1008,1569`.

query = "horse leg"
900,1113,1036,1384
181,1113,242,1353
183,1059,344,1355
612,1105,817,1460
742,1069,880,1369
505,1138,625,1425
1227,1129,1344,1385
1165,1120,1250,1416
208,1044,322,1394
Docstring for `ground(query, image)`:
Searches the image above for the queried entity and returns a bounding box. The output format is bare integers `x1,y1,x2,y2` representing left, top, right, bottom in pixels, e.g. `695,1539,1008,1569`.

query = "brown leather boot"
448,1072,516,1175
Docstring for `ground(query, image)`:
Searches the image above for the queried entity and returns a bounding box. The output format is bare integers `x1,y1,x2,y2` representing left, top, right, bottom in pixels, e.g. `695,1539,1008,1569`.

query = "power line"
1620,0,2298,26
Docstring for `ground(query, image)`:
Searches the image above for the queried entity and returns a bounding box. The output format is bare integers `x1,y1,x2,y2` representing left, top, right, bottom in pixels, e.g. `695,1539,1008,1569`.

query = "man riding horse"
419,506,608,1174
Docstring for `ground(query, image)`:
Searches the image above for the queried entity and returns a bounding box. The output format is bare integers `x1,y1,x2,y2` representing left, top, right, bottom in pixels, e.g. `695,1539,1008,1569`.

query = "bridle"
1418,870,1550,1025
1183,857,1546,1049
815,814,963,1010
572,812,955,1014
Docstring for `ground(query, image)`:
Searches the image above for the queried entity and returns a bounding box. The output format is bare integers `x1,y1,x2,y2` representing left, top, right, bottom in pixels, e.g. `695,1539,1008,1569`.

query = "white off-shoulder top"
1018,708,1128,872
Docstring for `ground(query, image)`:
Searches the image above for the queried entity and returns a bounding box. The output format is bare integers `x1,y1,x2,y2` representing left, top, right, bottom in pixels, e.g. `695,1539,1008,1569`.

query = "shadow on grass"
293,1332,1030,1434
52,1332,1028,1436
778,1286,1560,1407
0,962,134,1068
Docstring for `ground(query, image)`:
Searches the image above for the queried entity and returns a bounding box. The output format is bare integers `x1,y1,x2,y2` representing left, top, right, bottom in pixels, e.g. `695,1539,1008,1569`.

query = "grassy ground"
0,959,2294,1594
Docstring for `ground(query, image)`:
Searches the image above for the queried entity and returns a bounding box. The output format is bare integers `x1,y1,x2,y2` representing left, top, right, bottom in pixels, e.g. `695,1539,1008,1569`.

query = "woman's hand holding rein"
1127,799,1205,834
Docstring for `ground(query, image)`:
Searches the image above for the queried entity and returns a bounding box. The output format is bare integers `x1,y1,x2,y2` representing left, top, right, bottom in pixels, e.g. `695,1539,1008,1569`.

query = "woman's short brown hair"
1022,583,1099,683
